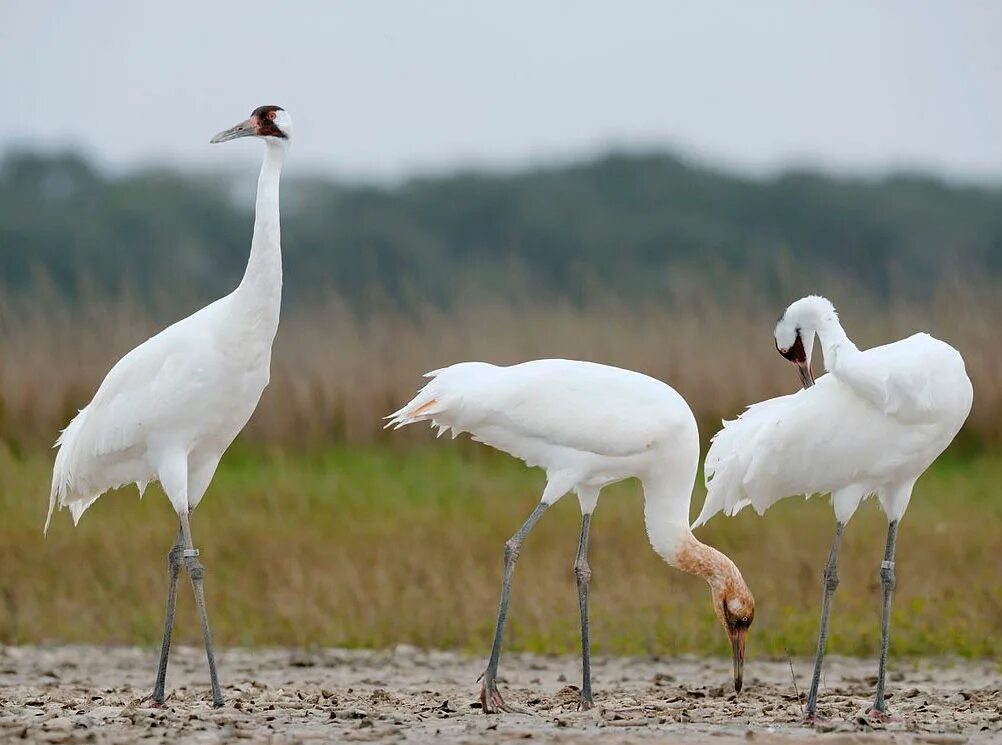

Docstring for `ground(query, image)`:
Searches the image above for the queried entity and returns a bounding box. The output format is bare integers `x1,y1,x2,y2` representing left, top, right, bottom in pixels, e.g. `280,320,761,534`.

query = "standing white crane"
388,359,755,713
46,105,293,708
694,295,972,723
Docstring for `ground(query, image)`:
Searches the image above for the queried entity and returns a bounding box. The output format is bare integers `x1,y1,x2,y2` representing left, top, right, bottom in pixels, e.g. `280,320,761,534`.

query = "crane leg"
179,510,224,708
574,512,594,711
805,521,844,723
480,502,549,714
868,520,899,720
147,525,183,705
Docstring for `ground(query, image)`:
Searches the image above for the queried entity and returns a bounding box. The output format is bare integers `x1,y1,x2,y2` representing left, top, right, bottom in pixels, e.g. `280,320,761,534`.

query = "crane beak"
210,118,256,144
796,360,815,389
730,631,746,693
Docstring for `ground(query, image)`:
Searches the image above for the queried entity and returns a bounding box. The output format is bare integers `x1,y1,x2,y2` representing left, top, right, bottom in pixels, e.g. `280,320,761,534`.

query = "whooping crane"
389,359,755,713
694,295,972,722
46,106,292,707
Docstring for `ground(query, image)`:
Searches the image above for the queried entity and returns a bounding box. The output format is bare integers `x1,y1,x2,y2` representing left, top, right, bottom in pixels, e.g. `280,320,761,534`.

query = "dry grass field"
0,281,999,450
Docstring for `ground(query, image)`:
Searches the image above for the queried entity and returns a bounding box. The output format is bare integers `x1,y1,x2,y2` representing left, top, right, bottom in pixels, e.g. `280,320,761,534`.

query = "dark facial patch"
251,105,287,138
777,330,807,363
723,602,754,630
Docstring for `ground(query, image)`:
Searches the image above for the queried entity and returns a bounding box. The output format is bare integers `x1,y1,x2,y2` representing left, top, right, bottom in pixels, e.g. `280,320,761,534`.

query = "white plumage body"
389,359,698,518
390,357,756,707
46,107,292,710
696,327,972,527
49,293,278,526
697,295,974,719
47,135,286,531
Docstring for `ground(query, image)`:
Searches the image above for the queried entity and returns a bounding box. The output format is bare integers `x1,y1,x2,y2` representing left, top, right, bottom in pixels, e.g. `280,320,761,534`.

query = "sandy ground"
0,646,998,744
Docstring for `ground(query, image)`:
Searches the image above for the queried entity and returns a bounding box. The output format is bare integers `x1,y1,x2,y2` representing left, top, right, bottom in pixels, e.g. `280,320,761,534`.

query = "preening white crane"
388,359,755,713
46,106,293,707
694,295,972,722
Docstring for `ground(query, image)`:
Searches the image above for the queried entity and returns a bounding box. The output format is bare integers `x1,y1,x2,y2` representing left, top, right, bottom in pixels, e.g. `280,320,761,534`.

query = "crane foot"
802,710,831,726
480,677,528,715
866,706,893,723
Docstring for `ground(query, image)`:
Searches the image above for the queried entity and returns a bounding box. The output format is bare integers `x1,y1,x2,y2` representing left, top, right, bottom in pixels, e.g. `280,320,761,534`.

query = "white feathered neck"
235,140,285,314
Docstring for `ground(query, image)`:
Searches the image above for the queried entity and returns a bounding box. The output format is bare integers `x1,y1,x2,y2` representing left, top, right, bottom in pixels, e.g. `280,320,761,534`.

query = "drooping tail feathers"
691,392,797,529
46,407,101,534
384,362,495,438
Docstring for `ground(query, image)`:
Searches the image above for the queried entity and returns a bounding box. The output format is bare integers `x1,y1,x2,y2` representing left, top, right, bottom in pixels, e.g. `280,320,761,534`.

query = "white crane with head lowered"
694,295,972,723
389,358,755,713
46,105,292,707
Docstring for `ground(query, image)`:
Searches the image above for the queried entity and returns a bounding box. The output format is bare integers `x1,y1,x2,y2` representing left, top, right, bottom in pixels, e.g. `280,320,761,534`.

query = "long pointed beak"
796,360,815,389
210,118,256,144
731,632,745,693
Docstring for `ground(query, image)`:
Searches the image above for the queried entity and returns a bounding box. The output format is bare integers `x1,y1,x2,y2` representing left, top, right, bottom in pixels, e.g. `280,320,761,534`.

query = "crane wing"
832,333,964,423
388,359,689,460
48,314,217,530
694,373,915,527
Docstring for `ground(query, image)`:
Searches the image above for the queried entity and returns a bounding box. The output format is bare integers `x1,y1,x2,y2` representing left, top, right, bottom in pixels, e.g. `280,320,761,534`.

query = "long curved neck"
673,532,745,595
642,466,743,593
237,140,286,309
641,450,737,588
806,304,859,373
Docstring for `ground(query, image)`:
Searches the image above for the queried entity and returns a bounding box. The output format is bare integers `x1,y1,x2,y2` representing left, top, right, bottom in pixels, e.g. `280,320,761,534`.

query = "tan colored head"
675,534,755,692
710,574,755,692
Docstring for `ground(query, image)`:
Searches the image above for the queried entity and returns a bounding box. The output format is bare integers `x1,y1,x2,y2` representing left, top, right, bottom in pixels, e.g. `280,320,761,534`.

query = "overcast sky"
5,1,1001,182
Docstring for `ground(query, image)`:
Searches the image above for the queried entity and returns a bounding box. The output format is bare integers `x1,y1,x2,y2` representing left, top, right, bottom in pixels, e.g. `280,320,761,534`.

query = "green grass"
1,442,1000,659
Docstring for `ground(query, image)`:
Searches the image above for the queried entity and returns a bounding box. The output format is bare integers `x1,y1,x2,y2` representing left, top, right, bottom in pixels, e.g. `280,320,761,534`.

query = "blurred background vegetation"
3,149,1002,308
0,148,999,657
1,149,1000,447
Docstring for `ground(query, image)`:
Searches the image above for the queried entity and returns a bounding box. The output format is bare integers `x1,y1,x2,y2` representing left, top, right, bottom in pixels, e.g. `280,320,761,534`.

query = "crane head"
774,295,838,389
774,314,815,389
713,583,755,693
775,330,815,389
676,533,756,693
210,106,292,144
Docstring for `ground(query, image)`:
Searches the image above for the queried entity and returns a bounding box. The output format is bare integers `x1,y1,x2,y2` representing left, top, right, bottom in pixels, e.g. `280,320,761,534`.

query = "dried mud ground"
1,646,999,744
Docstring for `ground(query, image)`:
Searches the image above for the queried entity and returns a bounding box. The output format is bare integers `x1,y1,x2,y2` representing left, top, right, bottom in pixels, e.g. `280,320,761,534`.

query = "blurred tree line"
2,149,1001,309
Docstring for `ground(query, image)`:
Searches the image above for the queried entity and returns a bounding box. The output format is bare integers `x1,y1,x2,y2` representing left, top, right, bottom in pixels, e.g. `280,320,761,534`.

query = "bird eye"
741,616,749,623
267,111,277,120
